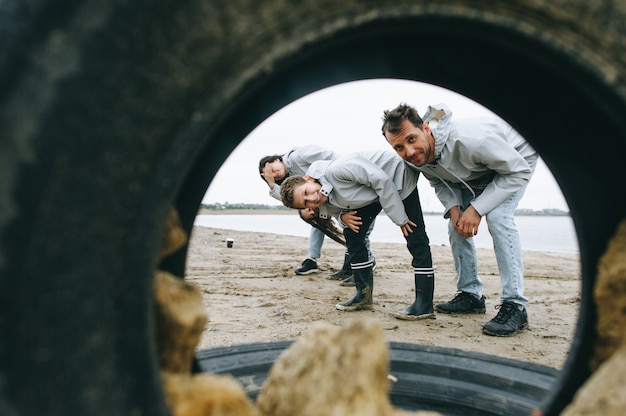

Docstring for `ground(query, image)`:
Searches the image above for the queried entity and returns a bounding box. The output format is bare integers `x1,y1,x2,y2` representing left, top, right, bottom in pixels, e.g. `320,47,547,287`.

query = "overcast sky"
202,79,569,212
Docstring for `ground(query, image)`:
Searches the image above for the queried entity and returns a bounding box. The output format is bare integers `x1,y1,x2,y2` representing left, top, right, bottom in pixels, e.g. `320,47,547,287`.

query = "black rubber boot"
335,267,373,311
392,274,435,320
327,251,352,280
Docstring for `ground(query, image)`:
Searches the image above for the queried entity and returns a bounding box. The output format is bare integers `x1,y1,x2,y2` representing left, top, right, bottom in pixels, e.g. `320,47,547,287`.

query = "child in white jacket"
259,145,373,278
280,150,435,320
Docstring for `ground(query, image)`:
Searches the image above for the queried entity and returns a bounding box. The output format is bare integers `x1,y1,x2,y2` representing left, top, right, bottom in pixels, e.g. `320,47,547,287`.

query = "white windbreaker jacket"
415,104,538,217
306,150,419,227
269,145,338,201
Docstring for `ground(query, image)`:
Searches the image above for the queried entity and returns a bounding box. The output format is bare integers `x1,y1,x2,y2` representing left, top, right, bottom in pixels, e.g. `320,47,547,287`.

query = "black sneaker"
482,302,528,337
295,258,318,275
435,292,486,314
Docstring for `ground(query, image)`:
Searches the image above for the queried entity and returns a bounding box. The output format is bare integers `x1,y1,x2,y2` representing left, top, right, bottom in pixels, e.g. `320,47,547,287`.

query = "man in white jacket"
382,103,538,337
280,150,435,320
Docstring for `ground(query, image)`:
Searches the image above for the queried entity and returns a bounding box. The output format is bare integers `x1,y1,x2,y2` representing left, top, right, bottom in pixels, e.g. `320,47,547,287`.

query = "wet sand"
187,225,581,370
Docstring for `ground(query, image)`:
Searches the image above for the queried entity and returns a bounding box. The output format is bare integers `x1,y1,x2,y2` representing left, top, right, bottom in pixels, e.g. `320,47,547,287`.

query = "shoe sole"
435,307,486,314
339,282,355,287
392,312,436,321
335,303,373,312
295,269,319,275
325,276,344,280
482,323,529,337
326,275,350,280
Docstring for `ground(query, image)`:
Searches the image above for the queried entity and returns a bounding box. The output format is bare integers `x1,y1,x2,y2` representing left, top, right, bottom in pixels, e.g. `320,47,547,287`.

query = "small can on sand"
226,238,234,248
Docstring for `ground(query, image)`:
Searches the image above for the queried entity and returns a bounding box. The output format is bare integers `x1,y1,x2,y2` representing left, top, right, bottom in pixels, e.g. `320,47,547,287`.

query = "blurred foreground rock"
591,219,626,369
154,270,208,373
256,317,441,416
561,219,626,415
561,345,626,416
162,372,259,416
155,208,257,416
160,207,188,260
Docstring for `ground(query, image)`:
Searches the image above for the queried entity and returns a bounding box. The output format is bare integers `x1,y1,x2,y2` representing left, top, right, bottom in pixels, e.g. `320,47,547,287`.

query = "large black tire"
196,341,559,416
1,1,625,415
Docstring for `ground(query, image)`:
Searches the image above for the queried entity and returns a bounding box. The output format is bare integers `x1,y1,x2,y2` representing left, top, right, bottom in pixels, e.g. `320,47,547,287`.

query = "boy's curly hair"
279,176,307,209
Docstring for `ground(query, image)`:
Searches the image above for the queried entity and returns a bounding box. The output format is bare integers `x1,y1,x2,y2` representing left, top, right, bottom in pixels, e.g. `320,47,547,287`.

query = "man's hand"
261,163,276,190
400,220,417,237
341,211,362,233
454,205,482,239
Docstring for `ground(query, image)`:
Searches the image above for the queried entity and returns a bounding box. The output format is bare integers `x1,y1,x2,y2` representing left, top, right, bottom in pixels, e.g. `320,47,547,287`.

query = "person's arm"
339,210,361,233
288,145,338,175
466,138,532,216
260,163,282,201
454,205,483,238
329,157,412,229
268,183,281,201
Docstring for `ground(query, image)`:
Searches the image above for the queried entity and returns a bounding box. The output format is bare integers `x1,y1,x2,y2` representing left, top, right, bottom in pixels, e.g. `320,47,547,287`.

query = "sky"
202,79,569,212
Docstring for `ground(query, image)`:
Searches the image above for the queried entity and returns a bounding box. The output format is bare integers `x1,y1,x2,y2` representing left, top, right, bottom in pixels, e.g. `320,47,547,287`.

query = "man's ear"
303,175,314,182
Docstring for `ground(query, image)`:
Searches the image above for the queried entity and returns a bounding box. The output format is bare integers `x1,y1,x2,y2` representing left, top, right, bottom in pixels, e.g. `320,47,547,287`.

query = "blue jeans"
308,227,326,259
448,184,529,306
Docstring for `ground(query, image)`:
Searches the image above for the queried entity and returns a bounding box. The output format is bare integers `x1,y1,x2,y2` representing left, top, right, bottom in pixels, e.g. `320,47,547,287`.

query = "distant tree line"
514,208,570,216
201,202,291,211
201,202,569,216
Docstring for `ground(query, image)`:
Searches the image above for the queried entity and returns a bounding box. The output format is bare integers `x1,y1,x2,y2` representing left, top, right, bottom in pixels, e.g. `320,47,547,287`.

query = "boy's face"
293,177,327,209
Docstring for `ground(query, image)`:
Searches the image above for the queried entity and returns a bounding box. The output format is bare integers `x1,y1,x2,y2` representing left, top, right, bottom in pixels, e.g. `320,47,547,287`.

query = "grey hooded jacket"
306,150,419,227
269,145,338,200
414,103,538,217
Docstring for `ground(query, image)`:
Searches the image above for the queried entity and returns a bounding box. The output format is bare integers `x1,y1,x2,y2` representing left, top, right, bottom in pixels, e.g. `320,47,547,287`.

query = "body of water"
195,214,579,254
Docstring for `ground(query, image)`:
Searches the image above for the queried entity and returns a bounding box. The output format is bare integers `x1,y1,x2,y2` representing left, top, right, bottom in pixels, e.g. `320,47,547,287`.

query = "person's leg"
336,213,377,287
436,187,486,314
482,186,529,337
295,226,323,275
448,220,483,296
365,217,376,264
485,187,528,306
393,188,436,320
336,202,381,311
328,250,351,280
307,226,324,259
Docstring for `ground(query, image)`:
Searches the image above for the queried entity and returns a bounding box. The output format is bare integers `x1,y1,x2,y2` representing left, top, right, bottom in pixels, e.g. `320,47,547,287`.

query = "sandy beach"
187,222,581,370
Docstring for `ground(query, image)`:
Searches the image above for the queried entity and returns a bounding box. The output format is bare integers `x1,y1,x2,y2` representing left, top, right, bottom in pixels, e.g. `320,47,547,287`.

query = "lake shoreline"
198,208,570,217
195,212,579,254
199,208,297,215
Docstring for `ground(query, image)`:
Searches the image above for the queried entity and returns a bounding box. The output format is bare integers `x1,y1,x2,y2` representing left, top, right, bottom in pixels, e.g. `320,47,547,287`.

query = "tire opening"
186,80,581,415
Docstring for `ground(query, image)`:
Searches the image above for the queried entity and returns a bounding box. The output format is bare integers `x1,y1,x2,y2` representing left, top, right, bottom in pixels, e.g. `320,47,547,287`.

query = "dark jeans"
344,202,381,270
344,188,433,271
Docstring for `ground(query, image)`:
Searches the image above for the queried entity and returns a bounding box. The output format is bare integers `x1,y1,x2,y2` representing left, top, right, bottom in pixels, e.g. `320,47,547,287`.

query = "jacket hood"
423,103,453,160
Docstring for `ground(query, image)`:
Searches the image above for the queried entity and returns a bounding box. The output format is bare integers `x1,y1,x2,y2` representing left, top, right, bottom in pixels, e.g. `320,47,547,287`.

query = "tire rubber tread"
196,341,558,415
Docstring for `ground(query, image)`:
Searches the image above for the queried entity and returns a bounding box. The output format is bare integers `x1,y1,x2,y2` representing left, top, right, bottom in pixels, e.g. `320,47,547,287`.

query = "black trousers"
344,188,433,272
